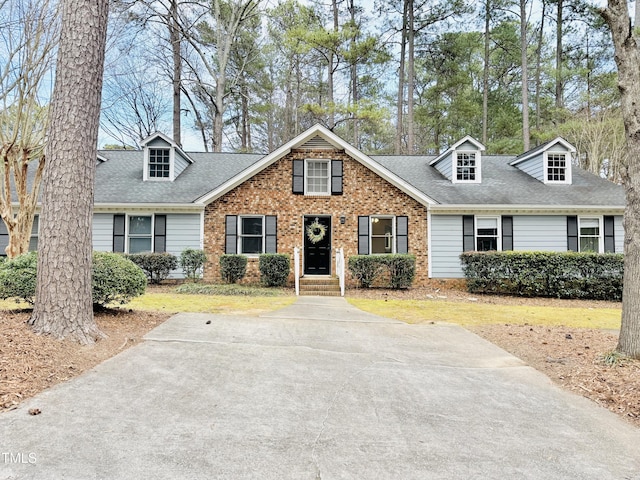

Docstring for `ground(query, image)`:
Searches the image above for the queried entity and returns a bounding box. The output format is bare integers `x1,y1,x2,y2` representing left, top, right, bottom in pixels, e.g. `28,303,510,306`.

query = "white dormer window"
545,152,570,183
148,148,171,179
455,151,479,182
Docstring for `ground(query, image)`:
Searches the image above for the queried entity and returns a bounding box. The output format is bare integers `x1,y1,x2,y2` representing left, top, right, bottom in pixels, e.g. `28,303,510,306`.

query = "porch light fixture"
340,216,346,224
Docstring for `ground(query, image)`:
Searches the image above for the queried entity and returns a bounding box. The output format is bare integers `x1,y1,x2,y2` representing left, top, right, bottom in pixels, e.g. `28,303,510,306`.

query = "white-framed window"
545,152,571,184
371,216,395,254
128,215,153,253
29,215,39,251
476,216,500,251
239,216,264,254
578,217,602,253
305,159,331,195
455,151,480,182
148,148,171,179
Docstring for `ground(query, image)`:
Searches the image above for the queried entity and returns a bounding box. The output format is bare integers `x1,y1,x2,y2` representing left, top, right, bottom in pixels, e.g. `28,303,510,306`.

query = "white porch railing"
335,247,345,297
294,246,300,296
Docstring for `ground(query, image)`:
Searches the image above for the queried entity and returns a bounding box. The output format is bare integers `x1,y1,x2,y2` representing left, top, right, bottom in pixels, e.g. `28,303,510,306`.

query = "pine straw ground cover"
1,285,638,429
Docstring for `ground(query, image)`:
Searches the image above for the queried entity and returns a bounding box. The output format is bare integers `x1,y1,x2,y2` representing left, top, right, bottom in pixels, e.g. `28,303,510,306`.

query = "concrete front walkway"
1,297,640,480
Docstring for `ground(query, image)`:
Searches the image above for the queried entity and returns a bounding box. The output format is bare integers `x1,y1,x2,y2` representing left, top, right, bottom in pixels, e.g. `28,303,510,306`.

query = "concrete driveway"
1,297,640,480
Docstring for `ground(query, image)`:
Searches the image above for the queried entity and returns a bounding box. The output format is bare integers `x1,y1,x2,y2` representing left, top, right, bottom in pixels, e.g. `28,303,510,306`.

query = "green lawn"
346,298,622,330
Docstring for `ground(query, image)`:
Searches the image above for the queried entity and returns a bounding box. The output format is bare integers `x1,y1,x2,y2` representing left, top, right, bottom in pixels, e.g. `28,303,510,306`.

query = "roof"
510,137,576,166
371,155,624,207
94,126,624,210
429,135,486,166
95,150,262,204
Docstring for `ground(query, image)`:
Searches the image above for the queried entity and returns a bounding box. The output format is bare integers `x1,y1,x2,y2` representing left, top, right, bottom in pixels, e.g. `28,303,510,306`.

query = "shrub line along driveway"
1,297,640,480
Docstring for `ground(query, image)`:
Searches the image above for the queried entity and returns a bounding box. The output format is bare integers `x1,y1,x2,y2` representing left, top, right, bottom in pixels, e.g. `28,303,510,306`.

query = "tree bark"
29,0,108,344
555,0,563,109
482,0,491,146
535,0,546,131
602,0,640,359
520,0,530,151
170,0,182,145
406,0,415,154
395,0,408,155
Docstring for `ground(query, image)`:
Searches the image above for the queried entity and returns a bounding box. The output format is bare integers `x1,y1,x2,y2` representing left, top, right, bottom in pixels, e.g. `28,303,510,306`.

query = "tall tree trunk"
406,0,415,154
482,0,491,146
520,0,530,151
395,0,408,154
348,0,358,146
602,0,640,359
170,0,182,145
555,0,563,109
327,0,339,130
535,0,546,131
30,0,108,344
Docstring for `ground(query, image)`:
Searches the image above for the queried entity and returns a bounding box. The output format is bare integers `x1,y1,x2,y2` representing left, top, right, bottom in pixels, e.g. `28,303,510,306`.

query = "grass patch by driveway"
346,298,621,330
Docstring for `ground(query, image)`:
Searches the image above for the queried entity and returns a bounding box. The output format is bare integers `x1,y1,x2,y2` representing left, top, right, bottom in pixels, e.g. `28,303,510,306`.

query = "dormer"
140,132,193,181
510,137,575,184
429,136,485,184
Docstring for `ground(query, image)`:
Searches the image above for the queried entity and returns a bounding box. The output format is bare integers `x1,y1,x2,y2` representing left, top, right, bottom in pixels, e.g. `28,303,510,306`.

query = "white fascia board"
429,135,485,166
510,137,576,166
195,124,438,206
93,203,204,214
140,131,193,164
428,204,624,215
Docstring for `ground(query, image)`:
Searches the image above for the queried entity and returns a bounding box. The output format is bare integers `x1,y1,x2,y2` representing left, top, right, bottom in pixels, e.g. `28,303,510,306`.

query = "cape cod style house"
2,124,625,288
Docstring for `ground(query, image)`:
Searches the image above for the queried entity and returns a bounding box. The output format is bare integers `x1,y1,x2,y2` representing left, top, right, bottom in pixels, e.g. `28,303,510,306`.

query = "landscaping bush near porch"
259,254,290,287
219,254,247,283
459,251,623,300
348,254,416,289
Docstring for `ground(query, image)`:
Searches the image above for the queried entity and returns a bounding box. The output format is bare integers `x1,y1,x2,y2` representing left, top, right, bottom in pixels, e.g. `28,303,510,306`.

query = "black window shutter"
462,215,475,251
154,215,167,253
396,216,408,254
567,216,578,252
358,216,370,255
502,216,513,251
0,220,8,256
292,159,304,194
113,214,125,252
331,160,343,195
265,215,277,253
225,215,238,254
604,215,615,253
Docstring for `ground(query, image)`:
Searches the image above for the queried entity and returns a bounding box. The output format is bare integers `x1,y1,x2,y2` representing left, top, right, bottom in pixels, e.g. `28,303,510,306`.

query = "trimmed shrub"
348,256,384,288
180,248,207,282
460,251,623,300
383,254,416,289
126,252,177,284
348,254,416,289
259,254,290,287
92,252,147,307
0,252,147,307
219,254,247,283
0,252,38,304
175,283,284,296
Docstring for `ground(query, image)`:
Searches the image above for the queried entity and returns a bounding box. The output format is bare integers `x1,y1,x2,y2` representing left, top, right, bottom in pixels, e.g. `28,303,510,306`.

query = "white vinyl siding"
512,216,568,251
165,213,201,278
430,215,464,278
92,213,114,251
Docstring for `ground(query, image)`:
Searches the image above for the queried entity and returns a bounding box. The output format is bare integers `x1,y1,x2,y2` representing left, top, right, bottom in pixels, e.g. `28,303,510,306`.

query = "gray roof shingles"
95,149,625,207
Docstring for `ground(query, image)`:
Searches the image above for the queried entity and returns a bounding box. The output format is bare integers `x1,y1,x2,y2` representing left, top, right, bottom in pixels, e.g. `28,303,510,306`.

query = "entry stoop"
298,276,342,296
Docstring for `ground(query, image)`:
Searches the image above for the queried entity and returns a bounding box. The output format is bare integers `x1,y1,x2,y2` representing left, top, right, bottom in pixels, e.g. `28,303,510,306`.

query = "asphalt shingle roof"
95,149,625,207
95,150,263,204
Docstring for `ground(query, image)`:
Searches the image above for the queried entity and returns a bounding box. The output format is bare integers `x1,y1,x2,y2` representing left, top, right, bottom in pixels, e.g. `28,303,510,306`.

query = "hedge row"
459,251,623,300
0,252,147,307
348,255,416,289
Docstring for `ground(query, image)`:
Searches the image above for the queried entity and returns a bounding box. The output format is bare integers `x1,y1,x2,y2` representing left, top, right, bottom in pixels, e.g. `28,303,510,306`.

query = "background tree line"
101,0,625,183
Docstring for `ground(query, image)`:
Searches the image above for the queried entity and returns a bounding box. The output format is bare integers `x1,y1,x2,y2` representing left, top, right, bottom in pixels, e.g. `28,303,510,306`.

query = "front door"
304,216,331,275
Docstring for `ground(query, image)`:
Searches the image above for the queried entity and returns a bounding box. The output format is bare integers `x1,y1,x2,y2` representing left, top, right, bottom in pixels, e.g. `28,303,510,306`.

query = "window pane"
371,237,391,254
129,237,152,254
580,237,599,253
477,237,498,251
241,237,262,254
129,216,152,235
580,218,599,234
371,218,392,236
306,160,329,194
241,217,263,235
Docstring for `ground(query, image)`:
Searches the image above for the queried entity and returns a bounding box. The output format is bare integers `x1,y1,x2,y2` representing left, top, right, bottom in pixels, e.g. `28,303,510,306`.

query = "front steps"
298,276,342,296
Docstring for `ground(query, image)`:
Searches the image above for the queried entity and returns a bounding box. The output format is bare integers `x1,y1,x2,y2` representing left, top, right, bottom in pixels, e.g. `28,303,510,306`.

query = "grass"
346,298,622,330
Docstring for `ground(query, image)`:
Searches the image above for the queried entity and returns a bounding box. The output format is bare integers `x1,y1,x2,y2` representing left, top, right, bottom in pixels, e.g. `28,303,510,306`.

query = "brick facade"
203,148,430,286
